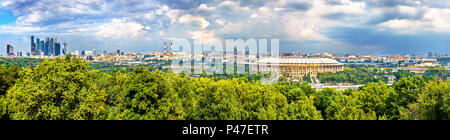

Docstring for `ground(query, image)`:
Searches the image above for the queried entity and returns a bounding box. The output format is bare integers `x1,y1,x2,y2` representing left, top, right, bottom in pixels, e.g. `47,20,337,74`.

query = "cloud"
0,0,449,55
218,1,250,13
178,14,210,29
93,18,148,39
379,7,450,34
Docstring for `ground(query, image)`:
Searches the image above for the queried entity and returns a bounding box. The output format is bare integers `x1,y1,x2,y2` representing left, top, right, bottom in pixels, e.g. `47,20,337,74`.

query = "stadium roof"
257,58,341,64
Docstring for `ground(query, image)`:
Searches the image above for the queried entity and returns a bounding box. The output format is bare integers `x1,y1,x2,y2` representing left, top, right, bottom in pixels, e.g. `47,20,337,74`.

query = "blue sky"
0,0,449,55
0,7,15,25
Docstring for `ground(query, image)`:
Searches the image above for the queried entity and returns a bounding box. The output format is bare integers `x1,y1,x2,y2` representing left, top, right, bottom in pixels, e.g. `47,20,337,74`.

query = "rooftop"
257,58,341,64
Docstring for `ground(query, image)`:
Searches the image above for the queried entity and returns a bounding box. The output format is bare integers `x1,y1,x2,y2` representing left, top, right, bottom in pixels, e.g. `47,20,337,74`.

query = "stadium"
254,58,344,78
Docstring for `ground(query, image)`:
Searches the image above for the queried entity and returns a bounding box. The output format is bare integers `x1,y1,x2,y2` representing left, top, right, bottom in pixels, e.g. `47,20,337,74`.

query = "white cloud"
215,19,225,25
218,1,250,13
379,19,428,34
282,16,330,41
379,7,450,33
15,11,42,25
198,4,215,11
178,14,210,29
398,5,419,16
189,30,222,45
0,0,12,7
93,18,148,39
423,8,450,31
0,25,43,34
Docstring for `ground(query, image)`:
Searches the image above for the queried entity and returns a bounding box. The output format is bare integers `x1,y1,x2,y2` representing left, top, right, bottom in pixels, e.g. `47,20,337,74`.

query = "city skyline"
0,0,450,55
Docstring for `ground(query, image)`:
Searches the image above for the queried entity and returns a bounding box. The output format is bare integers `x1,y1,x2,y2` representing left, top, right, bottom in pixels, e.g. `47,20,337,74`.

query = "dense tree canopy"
2,56,106,120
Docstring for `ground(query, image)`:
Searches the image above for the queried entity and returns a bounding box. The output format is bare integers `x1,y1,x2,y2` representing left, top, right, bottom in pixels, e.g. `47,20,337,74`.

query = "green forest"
312,67,449,85
0,56,449,120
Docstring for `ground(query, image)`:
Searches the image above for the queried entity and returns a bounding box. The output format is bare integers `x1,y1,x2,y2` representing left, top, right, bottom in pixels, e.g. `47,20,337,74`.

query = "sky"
0,0,449,56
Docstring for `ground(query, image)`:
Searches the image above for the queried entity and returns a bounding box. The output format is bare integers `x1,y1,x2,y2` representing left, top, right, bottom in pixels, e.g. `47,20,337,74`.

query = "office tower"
428,52,433,58
6,44,14,56
55,43,61,56
54,37,57,56
30,36,35,54
44,37,50,56
36,38,40,52
49,38,54,56
63,42,67,55
40,40,44,52
117,50,120,56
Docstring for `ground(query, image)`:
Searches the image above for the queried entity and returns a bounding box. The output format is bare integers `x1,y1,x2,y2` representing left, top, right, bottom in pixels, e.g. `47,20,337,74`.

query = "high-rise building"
6,44,14,56
55,43,61,56
30,36,35,54
53,37,57,56
63,42,67,55
428,52,433,58
40,40,44,52
49,38,54,56
44,38,49,56
36,38,40,52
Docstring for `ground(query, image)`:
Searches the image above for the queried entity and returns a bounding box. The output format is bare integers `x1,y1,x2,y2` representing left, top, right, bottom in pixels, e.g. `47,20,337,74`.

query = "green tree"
287,95,323,120
400,81,450,120
387,76,426,119
3,56,106,120
352,81,394,119
325,95,377,120
112,67,184,120
0,64,21,96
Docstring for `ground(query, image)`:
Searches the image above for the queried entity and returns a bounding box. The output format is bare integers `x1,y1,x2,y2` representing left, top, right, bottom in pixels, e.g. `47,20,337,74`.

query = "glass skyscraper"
6,44,14,56
36,38,40,51
29,36,65,56
30,36,35,54
49,38,54,56
55,43,61,56
40,40,44,53
44,38,49,56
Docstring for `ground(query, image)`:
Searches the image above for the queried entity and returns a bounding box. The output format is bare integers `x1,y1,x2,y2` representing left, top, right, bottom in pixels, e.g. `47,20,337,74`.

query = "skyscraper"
44,38,49,56
63,42,67,55
30,35,35,54
53,37,57,56
40,40,44,52
6,44,14,56
55,43,61,56
49,38,54,56
36,38,40,52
